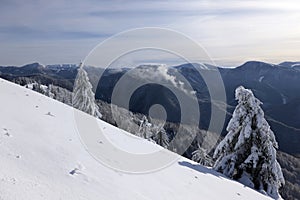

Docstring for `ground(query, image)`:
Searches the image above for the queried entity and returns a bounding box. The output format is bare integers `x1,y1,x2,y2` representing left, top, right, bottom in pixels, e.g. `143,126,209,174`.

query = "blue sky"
0,0,299,67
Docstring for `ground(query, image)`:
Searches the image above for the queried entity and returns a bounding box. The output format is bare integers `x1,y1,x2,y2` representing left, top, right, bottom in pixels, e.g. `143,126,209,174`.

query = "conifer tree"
73,63,102,118
213,86,284,199
138,116,152,139
192,144,213,166
152,124,169,148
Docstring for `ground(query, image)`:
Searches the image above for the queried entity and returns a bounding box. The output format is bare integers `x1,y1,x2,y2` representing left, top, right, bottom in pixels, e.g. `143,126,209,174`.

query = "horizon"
0,60,299,69
0,1,299,67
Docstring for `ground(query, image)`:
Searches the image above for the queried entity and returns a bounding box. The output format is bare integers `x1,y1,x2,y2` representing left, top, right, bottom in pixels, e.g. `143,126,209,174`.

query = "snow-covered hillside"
0,78,272,200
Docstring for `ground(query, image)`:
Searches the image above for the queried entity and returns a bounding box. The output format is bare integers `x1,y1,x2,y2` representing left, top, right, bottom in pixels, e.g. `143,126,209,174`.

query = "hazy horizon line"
1,59,299,69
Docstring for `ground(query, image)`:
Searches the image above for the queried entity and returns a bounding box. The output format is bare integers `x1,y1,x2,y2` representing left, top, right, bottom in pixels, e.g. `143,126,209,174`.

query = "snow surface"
259,76,264,82
280,93,287,105
0,78,272,200
291,63,300,67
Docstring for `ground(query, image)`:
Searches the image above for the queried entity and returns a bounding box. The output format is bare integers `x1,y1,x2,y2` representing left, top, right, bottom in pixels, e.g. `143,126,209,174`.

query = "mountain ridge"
0,61,299,155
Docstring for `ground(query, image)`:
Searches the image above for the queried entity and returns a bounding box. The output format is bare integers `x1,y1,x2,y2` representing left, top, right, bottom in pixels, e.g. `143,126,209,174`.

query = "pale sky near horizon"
0,0,299,67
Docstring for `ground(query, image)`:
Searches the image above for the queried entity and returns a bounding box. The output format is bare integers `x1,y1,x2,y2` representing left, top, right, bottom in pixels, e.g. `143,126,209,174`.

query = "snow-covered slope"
0,78,271,200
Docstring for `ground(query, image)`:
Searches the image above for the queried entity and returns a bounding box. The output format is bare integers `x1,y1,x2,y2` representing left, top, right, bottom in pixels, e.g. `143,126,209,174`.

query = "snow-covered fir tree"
46,84,55,99
48,84,72,105
152,123,169,148
138,116,152,139
192,144,213,167
72,63,102,118
213,86,284,199
137,116,169,147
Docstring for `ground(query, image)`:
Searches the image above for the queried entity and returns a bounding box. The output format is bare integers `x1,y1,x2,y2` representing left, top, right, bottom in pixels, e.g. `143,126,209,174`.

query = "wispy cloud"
0,0,299,66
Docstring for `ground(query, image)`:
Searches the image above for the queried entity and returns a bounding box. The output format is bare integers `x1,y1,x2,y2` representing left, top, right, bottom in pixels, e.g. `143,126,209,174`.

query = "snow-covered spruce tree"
73,63,102,118
192,144,213,167
213,86,284,199
137,116,169,147
138,116,152,139
152,123,169,148
46,84,55,99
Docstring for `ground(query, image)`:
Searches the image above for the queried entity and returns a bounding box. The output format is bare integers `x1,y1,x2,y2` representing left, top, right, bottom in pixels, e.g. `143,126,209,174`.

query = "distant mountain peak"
279,61,300,68
174,62,217,70
241,61,275,67
21,62,45,69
